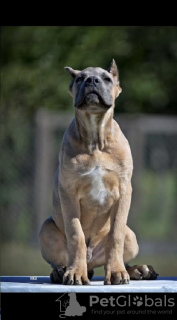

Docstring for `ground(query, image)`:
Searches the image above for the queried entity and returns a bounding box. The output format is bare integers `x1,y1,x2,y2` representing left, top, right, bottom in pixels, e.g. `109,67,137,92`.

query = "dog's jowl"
39,60,158,285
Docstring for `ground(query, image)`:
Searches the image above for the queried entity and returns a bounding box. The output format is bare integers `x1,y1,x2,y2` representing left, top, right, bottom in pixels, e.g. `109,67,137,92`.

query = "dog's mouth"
86,90,99,96
85,91,101,101
75,90,106,109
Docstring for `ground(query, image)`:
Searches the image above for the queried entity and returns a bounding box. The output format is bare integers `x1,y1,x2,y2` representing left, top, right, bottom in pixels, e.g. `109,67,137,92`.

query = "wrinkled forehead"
80,67,110,77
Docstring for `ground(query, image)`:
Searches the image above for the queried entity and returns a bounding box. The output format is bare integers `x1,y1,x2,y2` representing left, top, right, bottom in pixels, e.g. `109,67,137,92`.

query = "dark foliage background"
1,26,177,118
1,26,177,276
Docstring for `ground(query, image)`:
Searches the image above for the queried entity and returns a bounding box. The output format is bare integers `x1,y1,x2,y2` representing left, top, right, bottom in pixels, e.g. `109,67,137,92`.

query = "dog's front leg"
59,186,90,285
104,181,132,285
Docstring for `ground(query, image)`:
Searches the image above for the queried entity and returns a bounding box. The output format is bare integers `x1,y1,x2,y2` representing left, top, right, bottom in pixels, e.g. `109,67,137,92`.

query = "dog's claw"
122,278,129,284
113,280,122,285
82,280,90,285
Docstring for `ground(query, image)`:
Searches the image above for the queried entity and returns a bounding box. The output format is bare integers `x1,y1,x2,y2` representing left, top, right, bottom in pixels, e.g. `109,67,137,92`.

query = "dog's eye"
76,76,83,83
104,77,112,82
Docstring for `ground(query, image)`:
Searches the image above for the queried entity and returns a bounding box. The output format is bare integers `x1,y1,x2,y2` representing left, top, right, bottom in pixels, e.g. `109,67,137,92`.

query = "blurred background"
1,26,177,277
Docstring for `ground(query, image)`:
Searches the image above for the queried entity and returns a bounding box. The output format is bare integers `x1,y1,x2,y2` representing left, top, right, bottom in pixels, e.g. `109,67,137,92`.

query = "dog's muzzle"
74,75,113,109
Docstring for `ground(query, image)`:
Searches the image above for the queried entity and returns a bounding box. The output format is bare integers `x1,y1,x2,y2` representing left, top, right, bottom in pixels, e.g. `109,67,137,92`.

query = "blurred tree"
1,26,177,120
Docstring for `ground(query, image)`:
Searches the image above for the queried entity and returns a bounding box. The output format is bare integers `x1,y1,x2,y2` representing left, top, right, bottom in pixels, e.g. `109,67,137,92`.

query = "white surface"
1,280,177,293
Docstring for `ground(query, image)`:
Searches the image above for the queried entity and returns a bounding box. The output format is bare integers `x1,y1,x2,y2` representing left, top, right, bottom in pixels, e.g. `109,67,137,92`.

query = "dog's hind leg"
39,216,68,283
123,225,139,264
124,226,158,280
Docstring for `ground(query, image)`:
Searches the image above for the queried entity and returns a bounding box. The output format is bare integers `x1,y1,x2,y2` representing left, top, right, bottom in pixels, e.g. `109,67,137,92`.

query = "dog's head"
65,59,122,113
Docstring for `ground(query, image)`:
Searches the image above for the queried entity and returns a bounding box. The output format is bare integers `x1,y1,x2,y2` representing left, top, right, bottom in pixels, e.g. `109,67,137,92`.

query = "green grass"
1,242,176,277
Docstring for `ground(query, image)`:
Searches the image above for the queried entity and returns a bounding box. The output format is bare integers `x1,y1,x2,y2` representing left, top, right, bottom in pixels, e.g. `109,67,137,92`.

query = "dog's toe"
147,265,159,279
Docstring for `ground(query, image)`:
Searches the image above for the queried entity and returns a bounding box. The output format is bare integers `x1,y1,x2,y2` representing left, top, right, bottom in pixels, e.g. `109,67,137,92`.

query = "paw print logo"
132,296,143,307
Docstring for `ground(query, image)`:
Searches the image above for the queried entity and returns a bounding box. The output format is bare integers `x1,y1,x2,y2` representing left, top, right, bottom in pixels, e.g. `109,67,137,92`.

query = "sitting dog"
39,59,158,285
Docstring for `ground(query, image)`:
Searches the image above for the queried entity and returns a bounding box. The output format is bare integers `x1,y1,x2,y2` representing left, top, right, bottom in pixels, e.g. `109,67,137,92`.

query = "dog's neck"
75,107,114,154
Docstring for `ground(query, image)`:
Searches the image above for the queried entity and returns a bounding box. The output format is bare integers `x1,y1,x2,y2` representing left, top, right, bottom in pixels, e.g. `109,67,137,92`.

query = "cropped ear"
108,59,122,97
65,67,81,97
65,66,81,78
107,59,119,82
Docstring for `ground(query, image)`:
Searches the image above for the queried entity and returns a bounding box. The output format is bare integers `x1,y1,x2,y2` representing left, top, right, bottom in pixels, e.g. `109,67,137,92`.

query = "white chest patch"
82,166,109,205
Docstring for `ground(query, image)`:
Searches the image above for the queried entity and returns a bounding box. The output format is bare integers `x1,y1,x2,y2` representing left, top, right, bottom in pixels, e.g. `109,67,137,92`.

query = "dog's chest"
81,166,109,205
79,161,120,207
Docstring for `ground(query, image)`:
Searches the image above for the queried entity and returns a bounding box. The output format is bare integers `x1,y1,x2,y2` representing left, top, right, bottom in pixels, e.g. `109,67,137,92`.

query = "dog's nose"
85,76,100,87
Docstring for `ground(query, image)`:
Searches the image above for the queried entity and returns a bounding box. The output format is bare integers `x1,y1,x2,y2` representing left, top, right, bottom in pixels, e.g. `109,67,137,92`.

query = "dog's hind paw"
126,264,159,280
88,269,94,280
50,266,66,284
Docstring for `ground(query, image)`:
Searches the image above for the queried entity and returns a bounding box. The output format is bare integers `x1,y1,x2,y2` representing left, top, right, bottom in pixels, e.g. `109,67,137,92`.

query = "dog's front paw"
63,265,90,285
104,268,130,285
126,264,159,280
